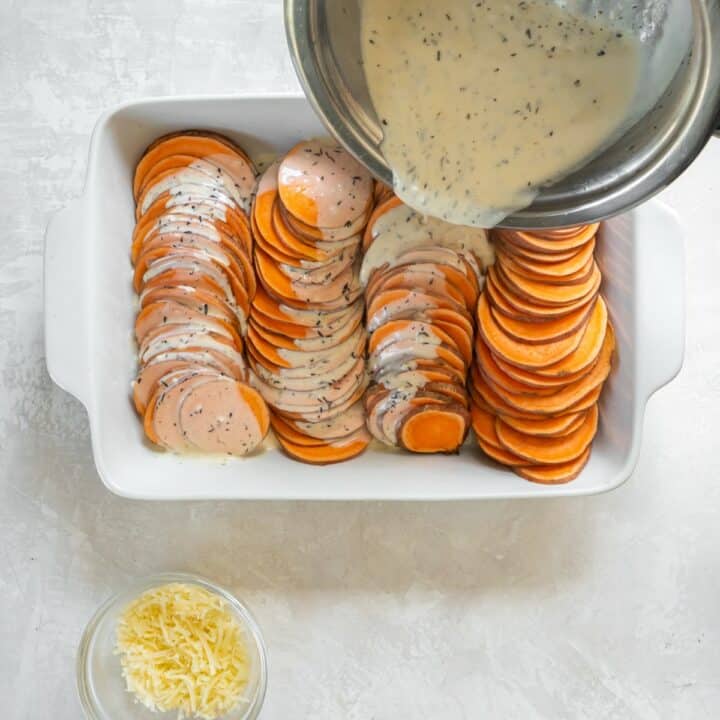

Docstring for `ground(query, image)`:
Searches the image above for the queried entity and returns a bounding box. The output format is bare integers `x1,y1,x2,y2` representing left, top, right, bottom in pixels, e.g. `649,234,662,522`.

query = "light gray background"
2,1,719,718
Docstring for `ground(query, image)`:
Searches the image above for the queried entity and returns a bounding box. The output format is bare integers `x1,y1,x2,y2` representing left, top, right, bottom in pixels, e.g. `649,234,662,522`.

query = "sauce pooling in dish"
361,0,641,226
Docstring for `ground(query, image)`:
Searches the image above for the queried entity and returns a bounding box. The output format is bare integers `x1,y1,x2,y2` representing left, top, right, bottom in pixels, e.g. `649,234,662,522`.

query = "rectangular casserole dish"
44,94,685,500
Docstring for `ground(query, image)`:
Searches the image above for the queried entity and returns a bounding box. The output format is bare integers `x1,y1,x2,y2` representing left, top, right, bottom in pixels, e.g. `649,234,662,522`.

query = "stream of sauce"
361,0,641,226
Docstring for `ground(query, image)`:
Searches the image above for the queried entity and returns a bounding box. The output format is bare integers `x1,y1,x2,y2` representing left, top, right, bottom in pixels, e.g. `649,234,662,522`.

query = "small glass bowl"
77,572,267,720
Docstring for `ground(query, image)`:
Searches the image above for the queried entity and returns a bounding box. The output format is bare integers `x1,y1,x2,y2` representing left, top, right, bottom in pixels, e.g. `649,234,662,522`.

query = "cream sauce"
360,203,493,286
361,0,641,226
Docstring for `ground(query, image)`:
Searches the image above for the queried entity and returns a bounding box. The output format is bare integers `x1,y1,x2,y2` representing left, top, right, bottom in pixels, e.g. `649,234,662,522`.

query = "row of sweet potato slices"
362,197,487,453
246,139,375,463
470,224,615,483
130,131,270,455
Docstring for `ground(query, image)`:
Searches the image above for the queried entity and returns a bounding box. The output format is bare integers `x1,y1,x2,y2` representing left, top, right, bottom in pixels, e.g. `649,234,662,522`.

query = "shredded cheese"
115,583,250,719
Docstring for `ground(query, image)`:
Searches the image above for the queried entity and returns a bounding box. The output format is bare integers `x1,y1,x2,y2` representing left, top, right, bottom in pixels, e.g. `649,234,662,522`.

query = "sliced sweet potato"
277,379,368,423
477,292,591,370
367,288,467,331
490,297,593,345
375,392,449,446
135,301,242,348
499,239,586,265
178,378,269,455
134,132,255,208
498,260,601,307
144,371,218,451
515,447,591,484
474,337,557,397
502,411,587,438
270,414,327,446
276,426,371,464
281,201,370,243
271,200,336,262
495,404,599,465
140,285,239,328
135,155,249,214
278,139,373,229
498,223,598,255
362,195,404,251
477,438,530,467
500,237,595,276
133,360,204,415
488,265,598,320
397,403,470,454
498,252,595,286
286,400,366,440
366,267,469,310
469,368,538,420
470,403,502,448
491,349,596,389
484,325,614,415
533,307,609,379
369,319,464,361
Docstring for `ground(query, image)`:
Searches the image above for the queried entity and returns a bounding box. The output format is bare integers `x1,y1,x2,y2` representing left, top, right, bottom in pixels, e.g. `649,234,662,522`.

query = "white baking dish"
44,94,685,500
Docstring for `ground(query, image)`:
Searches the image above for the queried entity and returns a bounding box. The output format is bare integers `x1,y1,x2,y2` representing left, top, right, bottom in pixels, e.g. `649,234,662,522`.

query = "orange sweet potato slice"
496,232,593,264
477,292,592,370
284,401,366,440
515,447,591,484
488,265,598,320
397,403,470,454
367,262,478,311
498,223,598,255
498,252,595,286
278,140,374,229
134,198,253,261
484,325,614,415
474,337,557,397
498,260,601,307
271,200,332,262
490,348,596,389
533,307,610,378
366,267,469,310
280,200,371,243
500,237,596,276
140,285,239,328
490,297,593,345
270,414,327,446
502,411,587,438
469,367,538,420
276,427,371,464
478,438,530,467
178,378,269,455
369,319,463,361
470,403,502,448
495,404,599,464
134,132,254,199
135,301,243,348
367,288,468,329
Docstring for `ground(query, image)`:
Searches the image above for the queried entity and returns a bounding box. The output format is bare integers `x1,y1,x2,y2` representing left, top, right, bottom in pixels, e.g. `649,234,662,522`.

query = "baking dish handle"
44,198,91,409
634,209,686,400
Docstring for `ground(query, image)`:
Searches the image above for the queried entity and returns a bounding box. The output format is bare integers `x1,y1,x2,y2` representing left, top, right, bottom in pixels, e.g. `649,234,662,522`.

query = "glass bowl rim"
76,571,268,720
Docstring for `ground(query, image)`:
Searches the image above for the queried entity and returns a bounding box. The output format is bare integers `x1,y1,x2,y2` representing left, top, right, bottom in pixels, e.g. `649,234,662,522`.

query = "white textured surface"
2,1,720,718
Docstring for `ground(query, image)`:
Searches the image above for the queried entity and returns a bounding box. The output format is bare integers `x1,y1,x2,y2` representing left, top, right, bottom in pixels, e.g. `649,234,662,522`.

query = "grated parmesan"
115,583,250,719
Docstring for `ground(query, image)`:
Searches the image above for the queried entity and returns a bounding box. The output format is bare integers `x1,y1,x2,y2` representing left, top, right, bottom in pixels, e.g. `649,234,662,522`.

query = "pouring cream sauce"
361,0,641,226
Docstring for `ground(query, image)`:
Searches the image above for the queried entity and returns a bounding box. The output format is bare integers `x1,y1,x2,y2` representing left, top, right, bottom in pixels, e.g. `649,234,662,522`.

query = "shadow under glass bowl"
285,0,720,228
77,572,267,720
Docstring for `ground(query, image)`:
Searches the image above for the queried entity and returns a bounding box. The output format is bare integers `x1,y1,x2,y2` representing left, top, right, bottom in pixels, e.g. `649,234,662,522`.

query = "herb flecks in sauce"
361,0,640,226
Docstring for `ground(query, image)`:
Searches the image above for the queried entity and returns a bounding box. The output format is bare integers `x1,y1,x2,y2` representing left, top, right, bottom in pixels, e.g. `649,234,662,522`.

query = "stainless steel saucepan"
285,0,720,228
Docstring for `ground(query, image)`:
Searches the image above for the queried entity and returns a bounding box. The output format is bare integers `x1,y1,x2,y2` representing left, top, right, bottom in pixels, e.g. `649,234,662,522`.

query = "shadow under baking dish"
43,94,686,500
